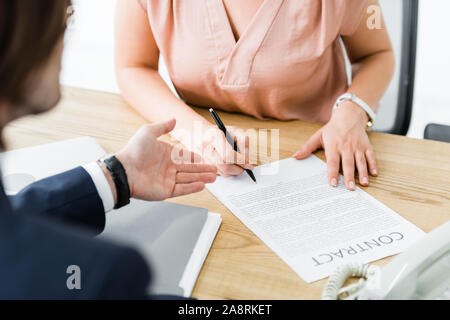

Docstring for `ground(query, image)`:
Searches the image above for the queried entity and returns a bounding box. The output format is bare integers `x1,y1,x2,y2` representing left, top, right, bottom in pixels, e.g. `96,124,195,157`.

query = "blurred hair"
0,0,71,104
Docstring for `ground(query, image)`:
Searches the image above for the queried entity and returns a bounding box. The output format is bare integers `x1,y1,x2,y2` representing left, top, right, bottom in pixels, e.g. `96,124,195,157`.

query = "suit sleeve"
96,247,152,299
8,167,106,235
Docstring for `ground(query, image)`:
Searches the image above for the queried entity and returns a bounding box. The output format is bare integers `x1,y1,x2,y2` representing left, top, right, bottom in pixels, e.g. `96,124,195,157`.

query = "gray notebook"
1,137,221,297
101,200,221,296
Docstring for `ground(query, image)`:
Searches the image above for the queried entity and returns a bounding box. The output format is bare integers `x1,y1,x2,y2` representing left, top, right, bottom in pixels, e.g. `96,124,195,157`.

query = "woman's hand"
197,125,254,177
293,102,378,190
115,119,218,202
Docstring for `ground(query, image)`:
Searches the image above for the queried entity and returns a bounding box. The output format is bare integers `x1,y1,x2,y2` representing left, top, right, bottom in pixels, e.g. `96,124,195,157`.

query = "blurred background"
61,0,450,139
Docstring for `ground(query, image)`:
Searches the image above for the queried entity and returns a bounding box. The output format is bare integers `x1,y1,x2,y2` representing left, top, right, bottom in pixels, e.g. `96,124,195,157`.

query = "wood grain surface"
4,86,450,299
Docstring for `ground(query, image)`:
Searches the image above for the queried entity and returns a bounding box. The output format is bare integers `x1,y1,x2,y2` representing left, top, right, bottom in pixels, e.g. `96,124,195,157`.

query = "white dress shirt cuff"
82,162,115,213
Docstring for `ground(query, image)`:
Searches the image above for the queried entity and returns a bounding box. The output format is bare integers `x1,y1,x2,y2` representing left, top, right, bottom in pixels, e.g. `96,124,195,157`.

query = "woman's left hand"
293,101,378,191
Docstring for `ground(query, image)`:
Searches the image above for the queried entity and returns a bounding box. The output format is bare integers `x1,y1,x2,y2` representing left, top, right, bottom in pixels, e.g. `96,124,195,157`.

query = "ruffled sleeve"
137,0,147,11
338,0,369,35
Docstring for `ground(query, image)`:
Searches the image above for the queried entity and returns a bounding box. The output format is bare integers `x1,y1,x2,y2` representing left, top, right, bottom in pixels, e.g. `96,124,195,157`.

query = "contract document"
206,156,425,282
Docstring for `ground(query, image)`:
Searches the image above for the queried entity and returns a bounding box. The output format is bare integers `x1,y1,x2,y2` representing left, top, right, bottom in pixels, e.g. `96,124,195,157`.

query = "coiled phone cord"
321,263,380,300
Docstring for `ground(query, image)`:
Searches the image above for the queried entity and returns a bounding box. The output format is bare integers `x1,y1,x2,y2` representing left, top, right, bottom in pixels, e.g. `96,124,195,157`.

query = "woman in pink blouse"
115,0,394,191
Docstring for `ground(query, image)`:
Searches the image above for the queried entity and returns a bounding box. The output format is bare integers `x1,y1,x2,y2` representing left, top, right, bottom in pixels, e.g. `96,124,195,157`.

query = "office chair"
424,124,450,143
371,0,419,135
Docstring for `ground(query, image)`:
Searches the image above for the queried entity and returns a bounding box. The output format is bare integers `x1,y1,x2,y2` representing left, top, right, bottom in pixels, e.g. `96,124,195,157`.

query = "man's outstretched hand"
115,119,217,202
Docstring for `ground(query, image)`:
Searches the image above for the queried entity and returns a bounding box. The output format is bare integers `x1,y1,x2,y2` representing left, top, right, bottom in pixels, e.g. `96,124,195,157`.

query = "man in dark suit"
0,0,217,299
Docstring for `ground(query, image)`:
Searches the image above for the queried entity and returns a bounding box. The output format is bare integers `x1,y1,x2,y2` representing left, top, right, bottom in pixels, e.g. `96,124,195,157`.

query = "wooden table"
4,87,450,300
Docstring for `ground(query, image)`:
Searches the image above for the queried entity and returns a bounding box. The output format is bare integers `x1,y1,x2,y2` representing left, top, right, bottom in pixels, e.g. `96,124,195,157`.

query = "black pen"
209,108,257,184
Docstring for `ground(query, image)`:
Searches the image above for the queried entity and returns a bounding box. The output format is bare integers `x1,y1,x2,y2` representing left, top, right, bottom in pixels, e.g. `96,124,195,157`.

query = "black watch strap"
102,155,131,209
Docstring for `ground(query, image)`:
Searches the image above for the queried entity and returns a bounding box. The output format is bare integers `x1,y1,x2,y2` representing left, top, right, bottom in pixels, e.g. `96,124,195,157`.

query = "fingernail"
362,177,369,185
349,181,355,190
372,169,378,175
331,178,337,187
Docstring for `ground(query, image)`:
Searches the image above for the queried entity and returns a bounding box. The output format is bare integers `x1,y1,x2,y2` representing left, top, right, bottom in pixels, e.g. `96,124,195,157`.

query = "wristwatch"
99,155,131,209
333,93,376,129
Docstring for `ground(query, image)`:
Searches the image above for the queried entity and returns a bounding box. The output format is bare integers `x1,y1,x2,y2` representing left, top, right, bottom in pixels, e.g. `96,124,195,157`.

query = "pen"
209,108,257,184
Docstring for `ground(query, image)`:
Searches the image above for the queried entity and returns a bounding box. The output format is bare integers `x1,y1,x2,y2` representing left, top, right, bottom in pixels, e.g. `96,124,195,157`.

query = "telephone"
322,221,450,300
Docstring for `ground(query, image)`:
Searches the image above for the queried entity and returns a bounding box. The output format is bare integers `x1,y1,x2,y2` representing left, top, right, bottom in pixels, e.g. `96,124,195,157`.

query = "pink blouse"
139,0,368,123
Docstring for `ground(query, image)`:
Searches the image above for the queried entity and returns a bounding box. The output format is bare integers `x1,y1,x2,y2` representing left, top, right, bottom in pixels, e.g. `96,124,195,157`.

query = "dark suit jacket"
0,167,151,299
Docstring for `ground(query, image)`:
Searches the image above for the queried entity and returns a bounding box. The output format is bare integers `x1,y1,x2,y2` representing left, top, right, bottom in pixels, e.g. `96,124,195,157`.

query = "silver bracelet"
333,93,376,129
